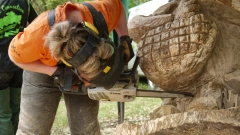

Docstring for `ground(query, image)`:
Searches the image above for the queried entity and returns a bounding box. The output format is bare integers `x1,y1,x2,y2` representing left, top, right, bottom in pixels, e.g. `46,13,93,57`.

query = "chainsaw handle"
131,56,140,76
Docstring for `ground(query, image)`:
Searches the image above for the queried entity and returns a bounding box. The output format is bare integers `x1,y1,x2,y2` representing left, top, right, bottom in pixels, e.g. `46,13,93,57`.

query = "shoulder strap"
48,9,55,29
81,2,109,38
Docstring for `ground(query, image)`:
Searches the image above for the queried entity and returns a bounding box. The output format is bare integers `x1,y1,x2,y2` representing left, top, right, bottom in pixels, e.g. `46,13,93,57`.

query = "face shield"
61,22,125,89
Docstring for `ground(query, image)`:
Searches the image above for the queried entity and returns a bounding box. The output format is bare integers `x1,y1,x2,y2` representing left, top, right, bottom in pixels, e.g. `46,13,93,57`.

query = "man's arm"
114,3,134,63
113,3,128,37
8,54,57,76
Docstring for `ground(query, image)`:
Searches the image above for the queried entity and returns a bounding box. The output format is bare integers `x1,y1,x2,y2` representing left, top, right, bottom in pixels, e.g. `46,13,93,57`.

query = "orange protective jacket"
9,0,122,66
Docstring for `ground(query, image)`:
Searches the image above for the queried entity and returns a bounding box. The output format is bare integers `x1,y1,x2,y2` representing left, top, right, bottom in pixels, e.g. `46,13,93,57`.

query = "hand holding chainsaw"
51,65,82,93
120,35,134,64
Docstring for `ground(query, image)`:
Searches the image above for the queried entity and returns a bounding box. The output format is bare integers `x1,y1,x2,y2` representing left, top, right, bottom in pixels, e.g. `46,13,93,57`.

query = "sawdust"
150,122,240,135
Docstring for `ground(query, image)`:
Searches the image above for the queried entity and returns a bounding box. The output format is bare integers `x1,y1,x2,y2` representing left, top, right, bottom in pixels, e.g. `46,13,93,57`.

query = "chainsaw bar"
136,89,194,98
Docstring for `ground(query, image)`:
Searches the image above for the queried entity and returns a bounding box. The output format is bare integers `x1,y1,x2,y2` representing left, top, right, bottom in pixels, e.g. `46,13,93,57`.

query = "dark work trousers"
0,70,22,135
0,70,23,90
16,70,100,135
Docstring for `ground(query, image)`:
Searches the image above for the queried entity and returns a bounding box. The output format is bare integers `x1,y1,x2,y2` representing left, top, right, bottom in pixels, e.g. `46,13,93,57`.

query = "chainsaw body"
88,82,137,102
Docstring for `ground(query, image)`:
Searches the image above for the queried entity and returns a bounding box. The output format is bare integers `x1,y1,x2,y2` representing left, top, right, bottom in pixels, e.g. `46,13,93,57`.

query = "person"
8,0,133,134
0,0,37,135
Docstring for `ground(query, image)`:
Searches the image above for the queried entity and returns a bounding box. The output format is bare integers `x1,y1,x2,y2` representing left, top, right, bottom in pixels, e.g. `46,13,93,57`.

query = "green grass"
51,77,162,134
98,97,161,123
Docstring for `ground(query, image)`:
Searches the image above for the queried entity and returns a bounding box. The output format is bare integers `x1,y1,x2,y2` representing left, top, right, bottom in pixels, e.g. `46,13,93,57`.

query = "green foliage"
129,0,151,9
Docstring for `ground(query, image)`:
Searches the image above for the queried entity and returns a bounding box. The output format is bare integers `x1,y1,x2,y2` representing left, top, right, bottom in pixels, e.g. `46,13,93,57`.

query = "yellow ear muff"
60,58,72,67
84,22,99,35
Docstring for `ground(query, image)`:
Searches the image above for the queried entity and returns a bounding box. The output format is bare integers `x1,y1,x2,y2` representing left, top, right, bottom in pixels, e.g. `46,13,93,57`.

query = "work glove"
120,35,134,64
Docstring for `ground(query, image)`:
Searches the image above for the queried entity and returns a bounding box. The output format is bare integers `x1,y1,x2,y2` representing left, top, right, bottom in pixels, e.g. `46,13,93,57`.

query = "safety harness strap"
81,2,109,37
47,9,55,28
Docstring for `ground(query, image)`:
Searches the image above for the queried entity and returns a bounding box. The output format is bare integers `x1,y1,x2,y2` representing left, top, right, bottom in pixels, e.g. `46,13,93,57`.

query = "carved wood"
121,0,240,133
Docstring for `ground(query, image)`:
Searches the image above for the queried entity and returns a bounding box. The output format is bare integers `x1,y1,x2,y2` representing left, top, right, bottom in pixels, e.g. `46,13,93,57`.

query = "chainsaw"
87,57,193,102
56,57,194,102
